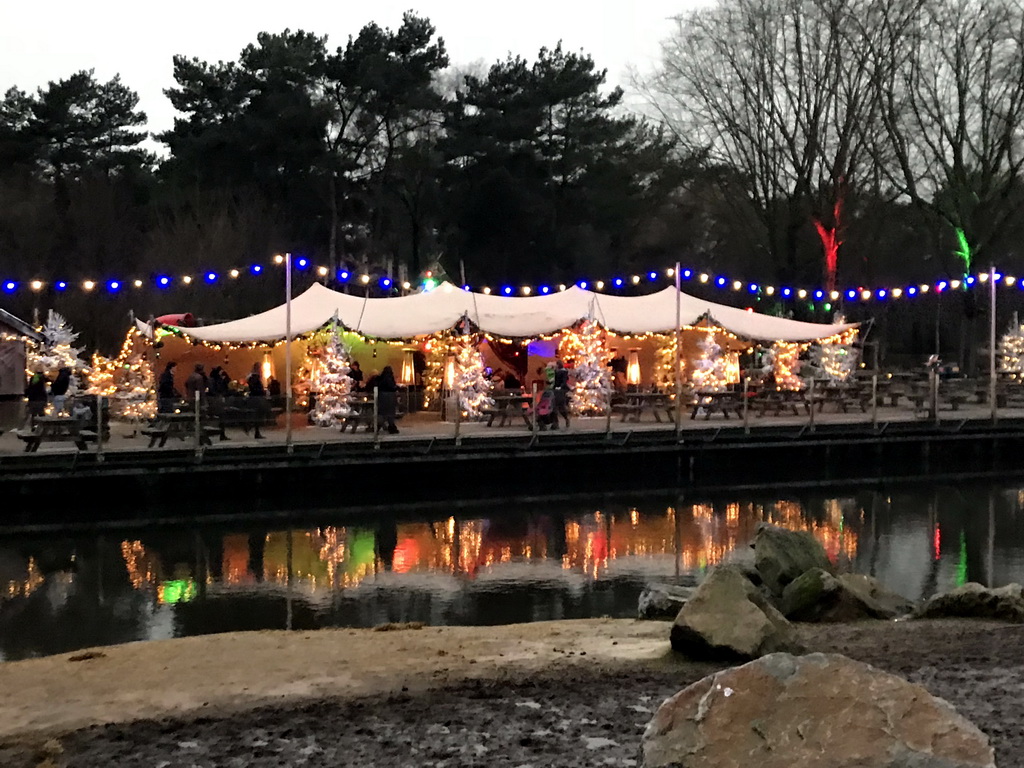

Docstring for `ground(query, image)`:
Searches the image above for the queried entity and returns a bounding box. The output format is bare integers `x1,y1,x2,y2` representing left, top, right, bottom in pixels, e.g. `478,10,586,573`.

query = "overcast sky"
1,0,701,138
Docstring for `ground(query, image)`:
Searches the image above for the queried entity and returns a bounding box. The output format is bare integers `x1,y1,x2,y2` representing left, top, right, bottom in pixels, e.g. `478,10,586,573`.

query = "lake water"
2,481,1023,661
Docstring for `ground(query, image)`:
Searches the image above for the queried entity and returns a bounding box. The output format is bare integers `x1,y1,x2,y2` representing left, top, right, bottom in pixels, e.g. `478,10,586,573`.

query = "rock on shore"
916,582,1024,622
642,652,996,768
670,565,800,660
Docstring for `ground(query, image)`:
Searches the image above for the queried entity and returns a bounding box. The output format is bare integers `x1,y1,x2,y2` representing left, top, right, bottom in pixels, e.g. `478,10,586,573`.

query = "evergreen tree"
311,329,354,426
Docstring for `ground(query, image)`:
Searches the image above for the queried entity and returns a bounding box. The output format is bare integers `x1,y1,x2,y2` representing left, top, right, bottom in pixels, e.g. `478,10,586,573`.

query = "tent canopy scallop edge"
166,281,857,344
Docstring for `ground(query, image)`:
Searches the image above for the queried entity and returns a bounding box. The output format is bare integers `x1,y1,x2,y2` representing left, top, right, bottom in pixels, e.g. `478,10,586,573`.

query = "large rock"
752,523,834,597
638,583,696,620
915,582,1024,622
642,653,995,768
670,565,800,660
780,568,913,622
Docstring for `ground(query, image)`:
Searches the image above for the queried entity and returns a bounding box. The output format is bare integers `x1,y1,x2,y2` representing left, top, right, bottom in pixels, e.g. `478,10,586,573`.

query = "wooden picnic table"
754,388,808,417
143,412,220,447
690,391,744,420
483,393,533,427
613,391,675,423
15,416,101,452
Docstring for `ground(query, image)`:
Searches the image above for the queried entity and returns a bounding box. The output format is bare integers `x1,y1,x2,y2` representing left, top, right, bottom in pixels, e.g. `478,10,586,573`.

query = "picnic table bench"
754,389,806,417
15,416,100,452
690,391,744,420
483,394,532,427
143,413,220,447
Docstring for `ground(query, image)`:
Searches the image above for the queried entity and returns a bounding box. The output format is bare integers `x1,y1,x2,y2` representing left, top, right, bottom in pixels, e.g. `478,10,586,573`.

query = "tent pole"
674,262,682,441
285,252,293,454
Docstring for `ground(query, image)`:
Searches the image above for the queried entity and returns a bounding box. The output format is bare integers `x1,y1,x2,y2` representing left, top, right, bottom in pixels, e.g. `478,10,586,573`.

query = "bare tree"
642,0,879,291
861,0,1024,278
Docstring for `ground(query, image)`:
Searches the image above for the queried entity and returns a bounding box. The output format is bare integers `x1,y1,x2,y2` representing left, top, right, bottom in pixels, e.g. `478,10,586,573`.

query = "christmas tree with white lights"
558,319,611,415
691,331,730,392
28,310,88,391
812,338,858,382
768,342,805,390
999,318,1024,375
454,336,493,419
87,330,156,419
311,328,354,426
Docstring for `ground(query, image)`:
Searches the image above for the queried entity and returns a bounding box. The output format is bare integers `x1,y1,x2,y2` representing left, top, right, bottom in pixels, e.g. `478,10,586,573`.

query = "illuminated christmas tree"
812,335,858,382
311,328,353,426
999,318,1024,376
87,330,156,419
691,331,731,392
768,342,805,390
655,334,684,391
454,336,493,419
558,319,612,415
28,310,88,390
422,335,447,409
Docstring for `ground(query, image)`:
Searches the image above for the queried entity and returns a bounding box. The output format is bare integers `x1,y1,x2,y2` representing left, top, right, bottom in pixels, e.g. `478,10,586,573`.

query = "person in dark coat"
24,367,49,426
552,359,571,430
50,366,72,414
349,360,364,391
376,365,400,434
246,363,268,439
247,363,266,397
184,363,208,403
157,362,180,412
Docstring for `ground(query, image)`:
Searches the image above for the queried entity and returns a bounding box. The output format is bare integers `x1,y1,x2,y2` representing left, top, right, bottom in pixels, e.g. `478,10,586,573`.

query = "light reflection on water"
1,483,1023,661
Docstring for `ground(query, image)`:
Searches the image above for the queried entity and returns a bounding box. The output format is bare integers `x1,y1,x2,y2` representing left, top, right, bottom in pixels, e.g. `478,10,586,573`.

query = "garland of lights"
0,255,1015,307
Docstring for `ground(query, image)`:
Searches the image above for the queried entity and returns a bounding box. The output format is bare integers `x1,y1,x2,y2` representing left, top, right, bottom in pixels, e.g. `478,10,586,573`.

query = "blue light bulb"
205,272,217,283
108,280,120,292
338,270,350,281
503,286,513,295
2,281,16,293
157,276,170,287
251,264,262,274
648,271,658,280
56,281,67,291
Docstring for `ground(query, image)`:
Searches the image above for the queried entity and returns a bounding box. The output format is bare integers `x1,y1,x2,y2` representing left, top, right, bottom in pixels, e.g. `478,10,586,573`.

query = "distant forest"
2,1,1023,368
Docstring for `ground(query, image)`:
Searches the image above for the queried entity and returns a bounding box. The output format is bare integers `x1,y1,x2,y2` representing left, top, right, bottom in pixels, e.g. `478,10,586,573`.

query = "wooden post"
674,262,683,440
373,386,380,449
194,389,201,457
871,374,878,429
96,394,104,463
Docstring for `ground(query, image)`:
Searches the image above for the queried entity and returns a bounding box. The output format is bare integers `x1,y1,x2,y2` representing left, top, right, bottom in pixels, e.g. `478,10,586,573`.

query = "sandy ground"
0,618,1022,767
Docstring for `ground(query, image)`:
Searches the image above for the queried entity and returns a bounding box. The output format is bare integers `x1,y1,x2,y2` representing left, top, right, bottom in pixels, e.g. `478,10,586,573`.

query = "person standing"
24,367,49,426
157,362,181,413
184,363,208,404
375,365,400,434
552,359,571,430
50,366,72,414
349,360,364,391
246,363,268,439
247,363,266,397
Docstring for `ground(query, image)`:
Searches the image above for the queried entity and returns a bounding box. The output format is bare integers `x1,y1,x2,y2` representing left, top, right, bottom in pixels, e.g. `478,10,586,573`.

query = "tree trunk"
328,172,339,272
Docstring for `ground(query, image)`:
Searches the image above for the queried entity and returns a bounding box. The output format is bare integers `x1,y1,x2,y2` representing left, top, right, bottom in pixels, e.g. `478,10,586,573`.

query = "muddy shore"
1,619,1021,767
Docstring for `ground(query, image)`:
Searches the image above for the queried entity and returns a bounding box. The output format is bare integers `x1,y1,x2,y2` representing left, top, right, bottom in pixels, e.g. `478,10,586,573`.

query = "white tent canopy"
170,281,856,343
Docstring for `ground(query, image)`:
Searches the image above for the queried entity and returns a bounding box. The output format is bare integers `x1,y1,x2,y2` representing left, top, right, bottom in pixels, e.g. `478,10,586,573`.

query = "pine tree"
27,310,88,392
558,319,611,415
454,336,493,419
691,331,731,392
311,330,353,426
766,342,805,390
999,319,1024,374
812,339,858,382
